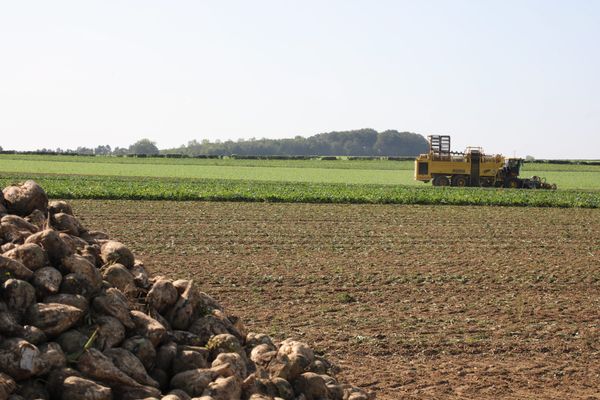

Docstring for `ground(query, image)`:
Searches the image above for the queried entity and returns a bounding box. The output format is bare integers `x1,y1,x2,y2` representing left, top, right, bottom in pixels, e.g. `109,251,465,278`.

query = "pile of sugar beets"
0,181,373,400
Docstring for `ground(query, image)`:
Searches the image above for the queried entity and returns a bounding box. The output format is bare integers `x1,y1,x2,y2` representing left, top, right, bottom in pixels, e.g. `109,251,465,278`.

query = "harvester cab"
503,158,524,177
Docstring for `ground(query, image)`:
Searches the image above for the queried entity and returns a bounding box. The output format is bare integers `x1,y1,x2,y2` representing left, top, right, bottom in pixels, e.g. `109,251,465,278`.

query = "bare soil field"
71,200,600,399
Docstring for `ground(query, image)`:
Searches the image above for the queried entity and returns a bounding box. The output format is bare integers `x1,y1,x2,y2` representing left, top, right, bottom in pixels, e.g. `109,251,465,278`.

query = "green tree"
94,145,112,155
129,139,159,155
113,147,128,156
374,131,427,156
76,146,94,155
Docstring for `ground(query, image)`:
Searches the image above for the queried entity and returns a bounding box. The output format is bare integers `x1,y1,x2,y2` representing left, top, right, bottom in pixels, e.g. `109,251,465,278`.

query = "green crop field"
0,173,598,208
1,154,600,188
0,154,599,208
0,154,413,170
0,156,416,186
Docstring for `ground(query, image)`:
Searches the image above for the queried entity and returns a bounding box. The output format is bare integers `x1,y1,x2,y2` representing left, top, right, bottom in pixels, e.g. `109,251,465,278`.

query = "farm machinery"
414,135,557,189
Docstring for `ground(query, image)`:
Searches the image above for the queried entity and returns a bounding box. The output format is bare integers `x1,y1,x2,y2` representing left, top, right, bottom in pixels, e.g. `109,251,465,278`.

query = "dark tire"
481,178,494,187
504,177,521,189
432,176,450,187
451,175,469,187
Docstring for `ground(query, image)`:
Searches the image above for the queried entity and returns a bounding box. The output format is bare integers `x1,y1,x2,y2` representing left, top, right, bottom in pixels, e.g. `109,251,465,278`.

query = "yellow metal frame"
414,152,505,183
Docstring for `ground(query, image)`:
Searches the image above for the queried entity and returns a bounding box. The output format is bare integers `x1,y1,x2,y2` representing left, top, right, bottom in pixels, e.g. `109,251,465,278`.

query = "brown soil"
71,200,600,400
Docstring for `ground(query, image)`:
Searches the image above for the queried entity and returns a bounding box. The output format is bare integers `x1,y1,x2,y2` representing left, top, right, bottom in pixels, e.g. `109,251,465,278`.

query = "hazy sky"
1,0,598,158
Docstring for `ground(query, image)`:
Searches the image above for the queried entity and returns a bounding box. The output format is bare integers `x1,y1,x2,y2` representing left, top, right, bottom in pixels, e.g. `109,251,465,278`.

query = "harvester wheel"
451,175,469,187
432,176,450,187
504,177,521,189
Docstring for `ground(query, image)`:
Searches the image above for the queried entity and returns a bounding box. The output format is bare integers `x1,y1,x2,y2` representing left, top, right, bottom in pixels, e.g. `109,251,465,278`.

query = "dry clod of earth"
0,181,374,400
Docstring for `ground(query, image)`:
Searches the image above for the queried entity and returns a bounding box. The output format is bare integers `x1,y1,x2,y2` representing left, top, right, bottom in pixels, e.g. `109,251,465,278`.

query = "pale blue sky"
1,0,598,158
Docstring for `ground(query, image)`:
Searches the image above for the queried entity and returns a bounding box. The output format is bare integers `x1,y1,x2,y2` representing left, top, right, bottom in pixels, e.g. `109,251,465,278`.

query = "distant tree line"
2,139,161,156
163,129,428,156
1,130,429,157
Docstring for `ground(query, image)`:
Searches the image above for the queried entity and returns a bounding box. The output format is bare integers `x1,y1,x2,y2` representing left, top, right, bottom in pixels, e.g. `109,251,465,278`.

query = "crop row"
1,173,598,208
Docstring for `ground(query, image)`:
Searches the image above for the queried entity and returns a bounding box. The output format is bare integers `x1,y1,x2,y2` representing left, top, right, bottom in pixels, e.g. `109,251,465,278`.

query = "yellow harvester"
415,135,556,189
